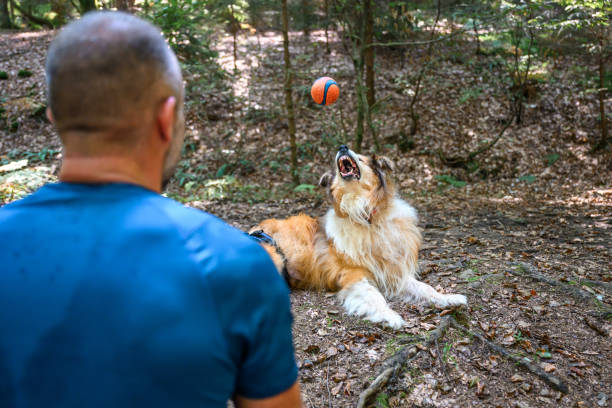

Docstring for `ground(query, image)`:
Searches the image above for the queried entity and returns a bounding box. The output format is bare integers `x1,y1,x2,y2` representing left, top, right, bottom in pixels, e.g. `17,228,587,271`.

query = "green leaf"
17,69,33,78
546,153,560,166
518,174,536,184
536,351,552,359
216,163,230,177
184,181,195,192
294,184,316,193
435,175,467,188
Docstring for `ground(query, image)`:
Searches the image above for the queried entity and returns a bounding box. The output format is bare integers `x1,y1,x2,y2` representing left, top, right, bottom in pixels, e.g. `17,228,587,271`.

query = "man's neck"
59,155,162,193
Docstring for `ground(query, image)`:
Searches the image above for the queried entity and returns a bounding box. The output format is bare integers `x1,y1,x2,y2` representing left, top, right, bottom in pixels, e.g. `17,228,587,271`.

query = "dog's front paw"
434,294,467,308
369,309,406,329
383,311,406,329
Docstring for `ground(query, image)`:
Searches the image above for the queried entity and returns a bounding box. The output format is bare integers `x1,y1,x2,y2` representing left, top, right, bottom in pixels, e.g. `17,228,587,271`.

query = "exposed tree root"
507,262,612,315
584,316,608,336
356,316,452,408
357,314,570,407
448,319,569,394
578,279,612,292
438,117,513,169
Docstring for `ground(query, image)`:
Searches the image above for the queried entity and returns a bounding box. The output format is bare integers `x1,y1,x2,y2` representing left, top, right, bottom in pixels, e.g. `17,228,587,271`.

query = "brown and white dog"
250,145,467,328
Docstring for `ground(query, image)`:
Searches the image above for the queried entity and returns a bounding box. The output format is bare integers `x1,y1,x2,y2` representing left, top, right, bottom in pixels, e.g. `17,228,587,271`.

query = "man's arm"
235,381,303,408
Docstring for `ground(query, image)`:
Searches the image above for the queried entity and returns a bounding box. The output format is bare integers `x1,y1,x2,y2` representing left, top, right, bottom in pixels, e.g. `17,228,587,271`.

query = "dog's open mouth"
337,155,361,180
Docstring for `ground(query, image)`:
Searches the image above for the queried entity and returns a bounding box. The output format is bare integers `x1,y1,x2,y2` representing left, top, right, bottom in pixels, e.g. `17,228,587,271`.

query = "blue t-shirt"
0,182,298,408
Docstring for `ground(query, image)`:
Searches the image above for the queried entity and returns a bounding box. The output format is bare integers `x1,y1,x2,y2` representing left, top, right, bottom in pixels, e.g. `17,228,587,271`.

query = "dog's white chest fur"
324,196,420,296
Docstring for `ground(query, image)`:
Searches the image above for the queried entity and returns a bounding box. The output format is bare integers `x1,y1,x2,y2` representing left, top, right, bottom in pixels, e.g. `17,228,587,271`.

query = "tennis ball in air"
311,77,339,106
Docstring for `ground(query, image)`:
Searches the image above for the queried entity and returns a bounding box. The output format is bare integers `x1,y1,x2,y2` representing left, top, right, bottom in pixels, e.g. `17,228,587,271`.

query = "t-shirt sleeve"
203,233,298,400
234,248,298,399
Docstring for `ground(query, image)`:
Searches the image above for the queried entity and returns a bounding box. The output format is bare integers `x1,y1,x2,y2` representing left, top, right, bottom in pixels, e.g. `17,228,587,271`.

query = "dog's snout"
339,144,348,152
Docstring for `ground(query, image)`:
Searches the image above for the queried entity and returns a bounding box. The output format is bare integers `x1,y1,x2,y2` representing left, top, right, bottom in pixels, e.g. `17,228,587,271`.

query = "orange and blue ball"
311,77,339,106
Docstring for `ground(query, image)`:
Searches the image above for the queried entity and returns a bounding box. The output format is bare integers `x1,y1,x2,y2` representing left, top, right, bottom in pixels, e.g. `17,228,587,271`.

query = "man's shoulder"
153,196,256,254
152,195,275,280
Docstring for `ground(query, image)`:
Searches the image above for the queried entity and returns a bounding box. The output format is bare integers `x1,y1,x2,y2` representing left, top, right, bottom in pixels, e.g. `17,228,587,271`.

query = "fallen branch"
356,316,452,408
438,117,513,168
584,316,608,336
508,262,610,306
577,279,612,292
357,314,570,407
448,318,569,394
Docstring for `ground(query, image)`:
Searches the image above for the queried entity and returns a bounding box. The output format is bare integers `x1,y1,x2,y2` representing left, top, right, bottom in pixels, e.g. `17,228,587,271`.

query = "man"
0,11,301,408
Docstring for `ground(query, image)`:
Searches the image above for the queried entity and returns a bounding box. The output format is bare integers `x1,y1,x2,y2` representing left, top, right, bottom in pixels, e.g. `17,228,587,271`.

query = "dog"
250,145,467,328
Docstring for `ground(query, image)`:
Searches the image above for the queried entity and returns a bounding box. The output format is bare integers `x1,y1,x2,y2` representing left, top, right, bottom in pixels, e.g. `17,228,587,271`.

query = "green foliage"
518,174,536,184
142,0,228,106
143,0,217,62
458,86,482,104
293,184,316,193
436,175,467,188
17,69,33,78
6,147,60,163
546,153,560,166
0,71,8,80
536,350,552,359
375,392,390,408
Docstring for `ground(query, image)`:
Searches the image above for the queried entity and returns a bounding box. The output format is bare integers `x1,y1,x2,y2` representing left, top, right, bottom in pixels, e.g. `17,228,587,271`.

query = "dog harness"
247,230,292,288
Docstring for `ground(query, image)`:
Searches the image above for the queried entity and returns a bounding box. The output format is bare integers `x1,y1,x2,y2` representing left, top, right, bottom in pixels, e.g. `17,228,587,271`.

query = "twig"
365,13,502,50
584,316,608,336
577,279,612,292
438,116,513,167
356,367,393,408
448,318,569,394
356,316,452,408
326,360,331,408
435,338,451,382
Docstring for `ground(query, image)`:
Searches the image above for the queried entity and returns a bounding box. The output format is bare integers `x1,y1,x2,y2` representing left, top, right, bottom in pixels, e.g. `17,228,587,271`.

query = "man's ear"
375,156,394,172
319,172,333,188
46,107,55,124
156,96,176,143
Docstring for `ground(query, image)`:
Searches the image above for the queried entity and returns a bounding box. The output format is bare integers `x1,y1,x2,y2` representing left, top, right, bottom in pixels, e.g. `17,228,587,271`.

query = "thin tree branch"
356,316,452,408
448,318,569,394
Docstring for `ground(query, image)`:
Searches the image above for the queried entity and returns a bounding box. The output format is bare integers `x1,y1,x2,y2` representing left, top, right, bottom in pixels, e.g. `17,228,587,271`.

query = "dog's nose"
339,144,348,152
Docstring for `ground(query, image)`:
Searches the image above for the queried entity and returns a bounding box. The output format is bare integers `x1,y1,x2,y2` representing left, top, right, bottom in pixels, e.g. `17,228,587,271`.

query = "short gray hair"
46,11,183,132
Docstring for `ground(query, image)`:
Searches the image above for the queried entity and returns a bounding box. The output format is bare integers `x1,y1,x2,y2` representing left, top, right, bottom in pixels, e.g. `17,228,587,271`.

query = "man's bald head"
46,11,183,135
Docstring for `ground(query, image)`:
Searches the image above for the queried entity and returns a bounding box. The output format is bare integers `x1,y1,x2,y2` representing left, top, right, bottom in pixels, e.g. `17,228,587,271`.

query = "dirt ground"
1,27,610,408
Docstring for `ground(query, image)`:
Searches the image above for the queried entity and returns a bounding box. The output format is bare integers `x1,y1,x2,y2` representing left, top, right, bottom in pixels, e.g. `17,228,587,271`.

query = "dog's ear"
374,156,394,172
319,172,333,188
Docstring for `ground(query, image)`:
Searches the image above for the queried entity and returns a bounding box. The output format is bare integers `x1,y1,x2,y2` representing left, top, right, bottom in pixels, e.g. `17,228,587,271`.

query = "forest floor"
1,27,611,408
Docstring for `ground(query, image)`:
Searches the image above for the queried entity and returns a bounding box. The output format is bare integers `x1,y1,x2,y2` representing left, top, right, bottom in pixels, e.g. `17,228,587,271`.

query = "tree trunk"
473,19,480,55
405,0,440,138
301,0,311,38
281,0,299,185
0,0,11,28
594,35,608,150
230,3,238,72
364,0,375,107
78,0,96,13
355,80,365,152
324,0,330,54
51,0,71,25
116,0,134,11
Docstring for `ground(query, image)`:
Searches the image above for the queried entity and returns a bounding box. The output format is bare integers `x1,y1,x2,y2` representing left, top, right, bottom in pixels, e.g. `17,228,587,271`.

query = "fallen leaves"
540,362,556,373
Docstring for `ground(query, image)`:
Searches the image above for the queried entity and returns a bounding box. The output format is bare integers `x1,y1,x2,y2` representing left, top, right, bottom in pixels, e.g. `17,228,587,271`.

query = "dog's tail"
246,230,292,288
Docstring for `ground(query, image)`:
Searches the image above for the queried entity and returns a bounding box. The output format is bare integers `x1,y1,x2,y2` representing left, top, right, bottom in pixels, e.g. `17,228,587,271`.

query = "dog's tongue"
340,156,355,176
